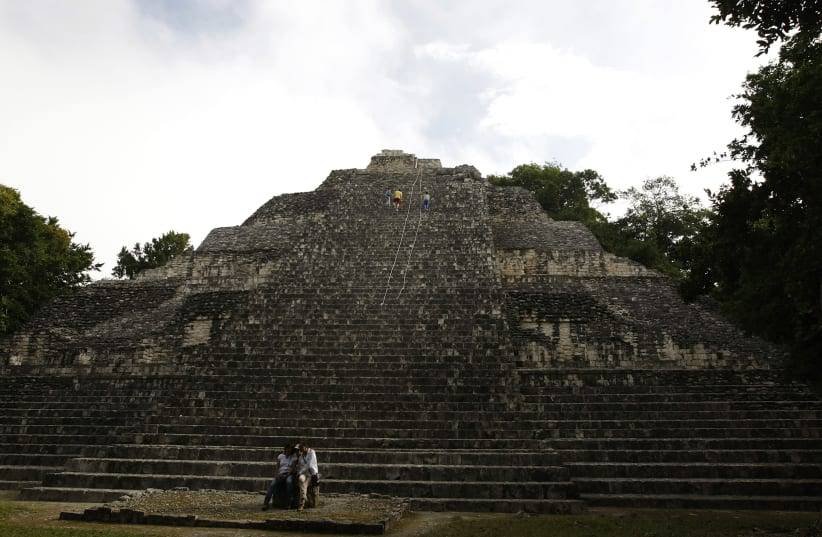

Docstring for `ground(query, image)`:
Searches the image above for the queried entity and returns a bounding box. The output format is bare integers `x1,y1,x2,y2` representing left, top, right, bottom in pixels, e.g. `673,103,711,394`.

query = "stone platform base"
59,489,408,534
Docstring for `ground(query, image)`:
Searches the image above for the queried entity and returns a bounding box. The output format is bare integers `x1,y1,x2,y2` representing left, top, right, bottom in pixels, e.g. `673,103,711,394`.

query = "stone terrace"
1,150,820,512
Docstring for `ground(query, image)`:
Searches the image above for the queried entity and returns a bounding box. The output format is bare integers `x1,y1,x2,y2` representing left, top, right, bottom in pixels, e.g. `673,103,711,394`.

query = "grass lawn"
413,510,822,537
0,495,820,537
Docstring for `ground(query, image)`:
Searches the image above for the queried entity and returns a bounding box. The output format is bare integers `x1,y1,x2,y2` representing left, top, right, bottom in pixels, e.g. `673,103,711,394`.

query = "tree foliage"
488,162,616,223
0,185,100,336
689,2,822,373
709,0,822,53
112,231,193,280
683,34,822,371
489,164,708,279
613,177,711,279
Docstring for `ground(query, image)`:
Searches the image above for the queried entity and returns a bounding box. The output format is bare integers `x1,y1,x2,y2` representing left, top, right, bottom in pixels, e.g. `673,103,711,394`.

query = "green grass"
0,500,29,522
0,501,156,537
0,527,158,537
417,510,822,537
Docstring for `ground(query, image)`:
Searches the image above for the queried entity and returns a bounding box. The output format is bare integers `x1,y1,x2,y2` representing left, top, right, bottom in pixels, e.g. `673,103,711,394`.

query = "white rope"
381,162,420,306
397,170,424,300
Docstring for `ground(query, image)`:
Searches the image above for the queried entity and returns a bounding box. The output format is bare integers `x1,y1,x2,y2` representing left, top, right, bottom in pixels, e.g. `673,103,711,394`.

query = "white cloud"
0,1,766,276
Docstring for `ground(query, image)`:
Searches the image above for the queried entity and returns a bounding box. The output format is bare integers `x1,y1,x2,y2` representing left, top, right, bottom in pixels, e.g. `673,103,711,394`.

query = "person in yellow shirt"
393,189,403,211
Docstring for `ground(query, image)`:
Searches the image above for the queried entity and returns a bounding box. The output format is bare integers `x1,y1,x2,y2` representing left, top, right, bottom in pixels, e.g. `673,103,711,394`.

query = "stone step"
159,383,509,394
89,445,563,465
0,453,73,466
132,384,814,396
64,458,570,481
0,409,154,419
0,425,140,436
140,417,822,432
0,480,40,490
20,486,134,503
519,384,811,395
153,400,822,413
140,434,546,449
521,392,818,403
173,369,508,378
0,465,61,481
5,386,813,399
580,493,822,511
573,477,822,496
181,390,818,403
0,443,90,455
42,472,578,499
410,498,585,513
145,408,822,422
0,401,513,413
1,434,134,446
137,433,822,450
0,372,508,386
142,424,822,440
0,391,508,404
566,462,822,479
557,449,822,464
178,362,511,372
0,417,147,427
546,438,822,450
168,392,508,413
0,396,158,404
516,368,797,385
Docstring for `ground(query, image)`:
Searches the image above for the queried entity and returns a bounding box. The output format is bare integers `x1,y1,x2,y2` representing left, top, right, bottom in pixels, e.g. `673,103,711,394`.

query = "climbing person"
262,442,298,510
296,441,320,510
422,192,431,211
383,188,392,207
393,189,403,211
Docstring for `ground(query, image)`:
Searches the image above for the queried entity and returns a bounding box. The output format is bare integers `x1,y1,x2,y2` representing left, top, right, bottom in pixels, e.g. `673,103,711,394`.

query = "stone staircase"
0,377,159,492
2,150,821,513
516,369,822,510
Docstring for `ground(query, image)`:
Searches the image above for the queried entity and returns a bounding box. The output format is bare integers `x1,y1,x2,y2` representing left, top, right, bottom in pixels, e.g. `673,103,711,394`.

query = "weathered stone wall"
497,249,656,279
366,149,442,172
488,186,602,252
503,277,779,369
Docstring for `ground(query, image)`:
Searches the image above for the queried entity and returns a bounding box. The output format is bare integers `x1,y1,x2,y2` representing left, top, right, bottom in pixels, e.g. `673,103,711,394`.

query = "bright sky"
0,1,765,275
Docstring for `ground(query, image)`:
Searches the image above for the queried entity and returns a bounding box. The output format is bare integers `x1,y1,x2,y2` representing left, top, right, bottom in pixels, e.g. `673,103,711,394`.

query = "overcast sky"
0,1,766,275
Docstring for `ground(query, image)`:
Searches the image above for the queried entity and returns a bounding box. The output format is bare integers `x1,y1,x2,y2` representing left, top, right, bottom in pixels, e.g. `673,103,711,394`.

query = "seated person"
295,441,320,510
262,442,297,510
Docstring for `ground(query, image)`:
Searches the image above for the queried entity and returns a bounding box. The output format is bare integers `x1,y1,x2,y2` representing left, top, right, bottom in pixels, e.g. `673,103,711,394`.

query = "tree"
488,163,697,277
488,162,616,223
690,5,822,374
0,185,100,336
614,177,712,278
709,0,822,54
112,231,193,280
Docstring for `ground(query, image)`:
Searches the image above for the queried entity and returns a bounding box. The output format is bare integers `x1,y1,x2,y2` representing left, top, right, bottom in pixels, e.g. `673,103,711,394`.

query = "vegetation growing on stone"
112,231,193,280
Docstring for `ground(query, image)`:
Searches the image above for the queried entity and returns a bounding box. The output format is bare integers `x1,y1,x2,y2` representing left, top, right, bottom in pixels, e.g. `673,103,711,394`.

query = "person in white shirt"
296,441,320,510
262,442,297,510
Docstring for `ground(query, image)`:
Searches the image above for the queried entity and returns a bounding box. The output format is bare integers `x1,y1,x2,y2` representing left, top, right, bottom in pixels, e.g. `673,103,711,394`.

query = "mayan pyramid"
1,150,821,512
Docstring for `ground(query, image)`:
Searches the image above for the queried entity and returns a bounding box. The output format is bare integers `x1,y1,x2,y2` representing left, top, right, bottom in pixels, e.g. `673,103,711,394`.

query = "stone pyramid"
1,150,820,512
